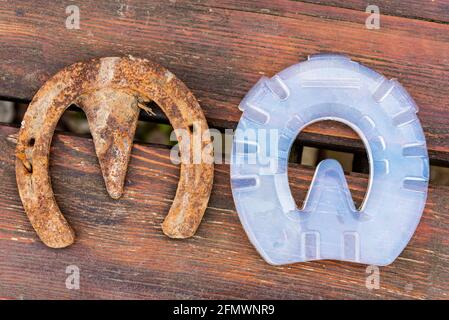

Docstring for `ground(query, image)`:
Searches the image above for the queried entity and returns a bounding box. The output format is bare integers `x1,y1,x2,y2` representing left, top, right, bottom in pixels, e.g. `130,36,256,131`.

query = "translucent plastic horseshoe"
231,54,429,266
16,57,213,248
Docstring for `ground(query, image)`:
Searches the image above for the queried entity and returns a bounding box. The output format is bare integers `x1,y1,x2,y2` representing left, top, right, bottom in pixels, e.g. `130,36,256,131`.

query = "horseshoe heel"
16,57,213,248
231,54,429,266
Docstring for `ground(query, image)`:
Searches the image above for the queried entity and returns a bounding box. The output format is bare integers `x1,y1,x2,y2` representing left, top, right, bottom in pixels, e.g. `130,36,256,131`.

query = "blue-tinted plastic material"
230,54,429,266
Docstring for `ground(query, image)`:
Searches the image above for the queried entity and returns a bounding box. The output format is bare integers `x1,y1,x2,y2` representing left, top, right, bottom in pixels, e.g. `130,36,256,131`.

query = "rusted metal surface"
15,56,214,248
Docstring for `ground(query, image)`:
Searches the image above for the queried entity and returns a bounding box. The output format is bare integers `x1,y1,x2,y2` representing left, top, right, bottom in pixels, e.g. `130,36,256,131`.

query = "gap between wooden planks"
0,124,447,299
0,0,448,163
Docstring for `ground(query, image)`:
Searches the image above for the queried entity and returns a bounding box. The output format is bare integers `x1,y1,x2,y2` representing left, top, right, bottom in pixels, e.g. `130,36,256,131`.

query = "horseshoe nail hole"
289,121,369,210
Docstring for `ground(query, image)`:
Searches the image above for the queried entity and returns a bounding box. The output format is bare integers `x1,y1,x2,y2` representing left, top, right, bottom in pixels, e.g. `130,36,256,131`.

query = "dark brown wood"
352,152,370,174
0,124,448,299
1,0,449,163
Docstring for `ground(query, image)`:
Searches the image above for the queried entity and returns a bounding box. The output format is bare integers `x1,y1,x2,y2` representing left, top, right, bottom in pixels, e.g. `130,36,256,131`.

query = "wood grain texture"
0,0,448,163
296,0,449,23
0,125,448,299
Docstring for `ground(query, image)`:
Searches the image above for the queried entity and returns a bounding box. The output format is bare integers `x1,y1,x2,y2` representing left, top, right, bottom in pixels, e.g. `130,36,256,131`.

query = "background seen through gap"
1,99,448,192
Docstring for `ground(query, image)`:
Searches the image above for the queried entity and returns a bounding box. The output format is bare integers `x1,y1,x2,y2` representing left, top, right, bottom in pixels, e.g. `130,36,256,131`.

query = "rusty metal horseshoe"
16,56,214,248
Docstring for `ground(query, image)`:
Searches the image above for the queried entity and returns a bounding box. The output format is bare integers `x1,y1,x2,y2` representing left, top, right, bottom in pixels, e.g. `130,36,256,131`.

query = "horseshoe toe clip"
16,57,213,248
231,54,429,266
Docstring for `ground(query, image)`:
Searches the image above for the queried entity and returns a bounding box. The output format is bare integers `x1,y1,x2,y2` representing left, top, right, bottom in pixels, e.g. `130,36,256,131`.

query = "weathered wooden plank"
296,0,449,23
201,0,449,23
0,124,447,299
0,0,448,163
